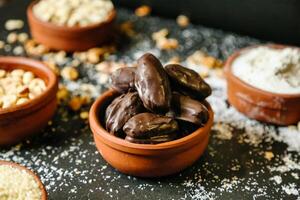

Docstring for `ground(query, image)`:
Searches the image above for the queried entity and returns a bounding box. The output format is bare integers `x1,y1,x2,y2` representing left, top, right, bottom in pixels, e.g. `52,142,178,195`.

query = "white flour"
232,46,300,94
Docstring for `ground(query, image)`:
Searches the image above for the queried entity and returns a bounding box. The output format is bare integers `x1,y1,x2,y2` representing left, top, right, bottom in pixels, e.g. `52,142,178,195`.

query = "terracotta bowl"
0,57,58,146
89,89,214,177
224,44,300,125
27,1,116,52
0,160,47,200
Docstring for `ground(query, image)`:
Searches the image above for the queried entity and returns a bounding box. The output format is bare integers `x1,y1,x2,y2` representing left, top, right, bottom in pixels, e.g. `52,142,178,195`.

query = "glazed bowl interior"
90,90,214,153
0,57,57,115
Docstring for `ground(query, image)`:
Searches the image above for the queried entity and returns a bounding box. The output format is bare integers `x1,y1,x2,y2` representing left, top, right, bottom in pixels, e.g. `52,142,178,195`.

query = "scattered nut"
43,61,60,75
68,96,82,111
176,15,190,28
5,19,24,30
187,50,223,68
25,39,49,56
167,56,181,64
298,121,300,131
135,5,151,17
13,46,24,55
56,85,69,103
119,21,135,37
264,151,274,161
61,66,79,81
80,111,89,120
0,41,4,49
7,32,18,44
17,33,29,43
152,29,178,50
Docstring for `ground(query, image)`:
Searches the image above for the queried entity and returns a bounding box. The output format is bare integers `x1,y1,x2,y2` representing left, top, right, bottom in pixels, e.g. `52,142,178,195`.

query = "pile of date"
105,53,212,144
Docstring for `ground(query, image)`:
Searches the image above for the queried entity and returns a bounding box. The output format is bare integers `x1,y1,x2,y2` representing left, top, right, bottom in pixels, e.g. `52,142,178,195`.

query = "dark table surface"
0,1,300,200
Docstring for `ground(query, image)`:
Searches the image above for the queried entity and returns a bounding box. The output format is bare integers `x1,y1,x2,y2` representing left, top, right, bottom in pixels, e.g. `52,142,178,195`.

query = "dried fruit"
135,53,172,112
165,64,212,100
105,92,144,136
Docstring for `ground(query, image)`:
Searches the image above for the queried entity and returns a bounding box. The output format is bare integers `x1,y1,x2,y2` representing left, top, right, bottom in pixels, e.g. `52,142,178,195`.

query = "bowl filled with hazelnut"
0,160,47,200
90,53,214,177
27,0,116,51
0,57,58,146
224,44,300,125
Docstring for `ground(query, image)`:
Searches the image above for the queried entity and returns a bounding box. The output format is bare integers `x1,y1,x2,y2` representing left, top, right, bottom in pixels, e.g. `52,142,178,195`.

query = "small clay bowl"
89,89,214,177
27,0,116,52
224,44,300,125
0,57,58,146
0,160,47,200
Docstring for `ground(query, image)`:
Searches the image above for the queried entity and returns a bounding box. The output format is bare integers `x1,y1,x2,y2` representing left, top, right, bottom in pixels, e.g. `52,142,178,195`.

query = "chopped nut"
298,121,300,131
187,50,223,68
215,68,224,78
1,94,17,108
61,66,79,81
80,111,89,120
264,151,274,161
43,61,60,75
119,21,135,37
16,97,29,105
13,46,24,55
17,33,29,43
167,56,181,64
200,71,209,78
0,69,6,78
56,85,69,103
73,52,88,62
7,32,18,44
87,48,105,64
22,71,35,85
156,38,178,50
176,15,190,28
24,39,49,56
5,19,24,30
11,69,25,77
135,5,151,17
152,28,169,41
54,51,67,64
68,96,82,111
28,78,46,96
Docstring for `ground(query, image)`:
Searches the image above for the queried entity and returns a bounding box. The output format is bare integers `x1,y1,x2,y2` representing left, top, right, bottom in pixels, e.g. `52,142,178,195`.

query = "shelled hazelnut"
0,68,46,109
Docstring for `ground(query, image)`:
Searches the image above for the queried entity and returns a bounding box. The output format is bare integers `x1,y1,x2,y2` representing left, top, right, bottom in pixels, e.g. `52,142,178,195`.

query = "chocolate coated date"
110,67,136,93
135,53,172,112
165,64,211,100
125,132,178,144
105,92,143,136
168,93,209,126
123,113,178,139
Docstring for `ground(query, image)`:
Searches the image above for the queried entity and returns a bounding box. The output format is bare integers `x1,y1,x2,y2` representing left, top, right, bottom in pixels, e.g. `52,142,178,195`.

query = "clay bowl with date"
224,44,300,125
27,0,116,52
89,89,214,178
0,160,47,200
0,57,58,146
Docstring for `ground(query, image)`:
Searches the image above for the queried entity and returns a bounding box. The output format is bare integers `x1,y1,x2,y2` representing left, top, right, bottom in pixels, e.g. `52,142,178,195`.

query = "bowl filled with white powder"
0,160,47,200
27,0,116,51
224,44,300,125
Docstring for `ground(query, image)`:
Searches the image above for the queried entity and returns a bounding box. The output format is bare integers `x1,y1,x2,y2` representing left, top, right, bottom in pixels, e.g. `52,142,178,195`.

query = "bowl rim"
0,160,47,200
89,89,214,151
27,0,117,32
224,43,300,99
0,56,58,117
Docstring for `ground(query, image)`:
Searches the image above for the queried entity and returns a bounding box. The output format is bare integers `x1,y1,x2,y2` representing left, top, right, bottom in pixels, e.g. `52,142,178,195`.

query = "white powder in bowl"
0,164,42,200
232,46,300,94
33,0,114,27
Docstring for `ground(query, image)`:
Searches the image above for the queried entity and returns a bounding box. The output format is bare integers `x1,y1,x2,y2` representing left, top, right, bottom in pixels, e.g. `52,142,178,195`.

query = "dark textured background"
0,0,299,200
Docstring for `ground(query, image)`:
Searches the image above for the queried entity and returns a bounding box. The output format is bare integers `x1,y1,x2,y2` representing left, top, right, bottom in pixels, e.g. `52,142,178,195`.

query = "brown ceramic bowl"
89,89,214,177
224,44,300,125
27,1,116,52
0,160,47,200
0,57,58,146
